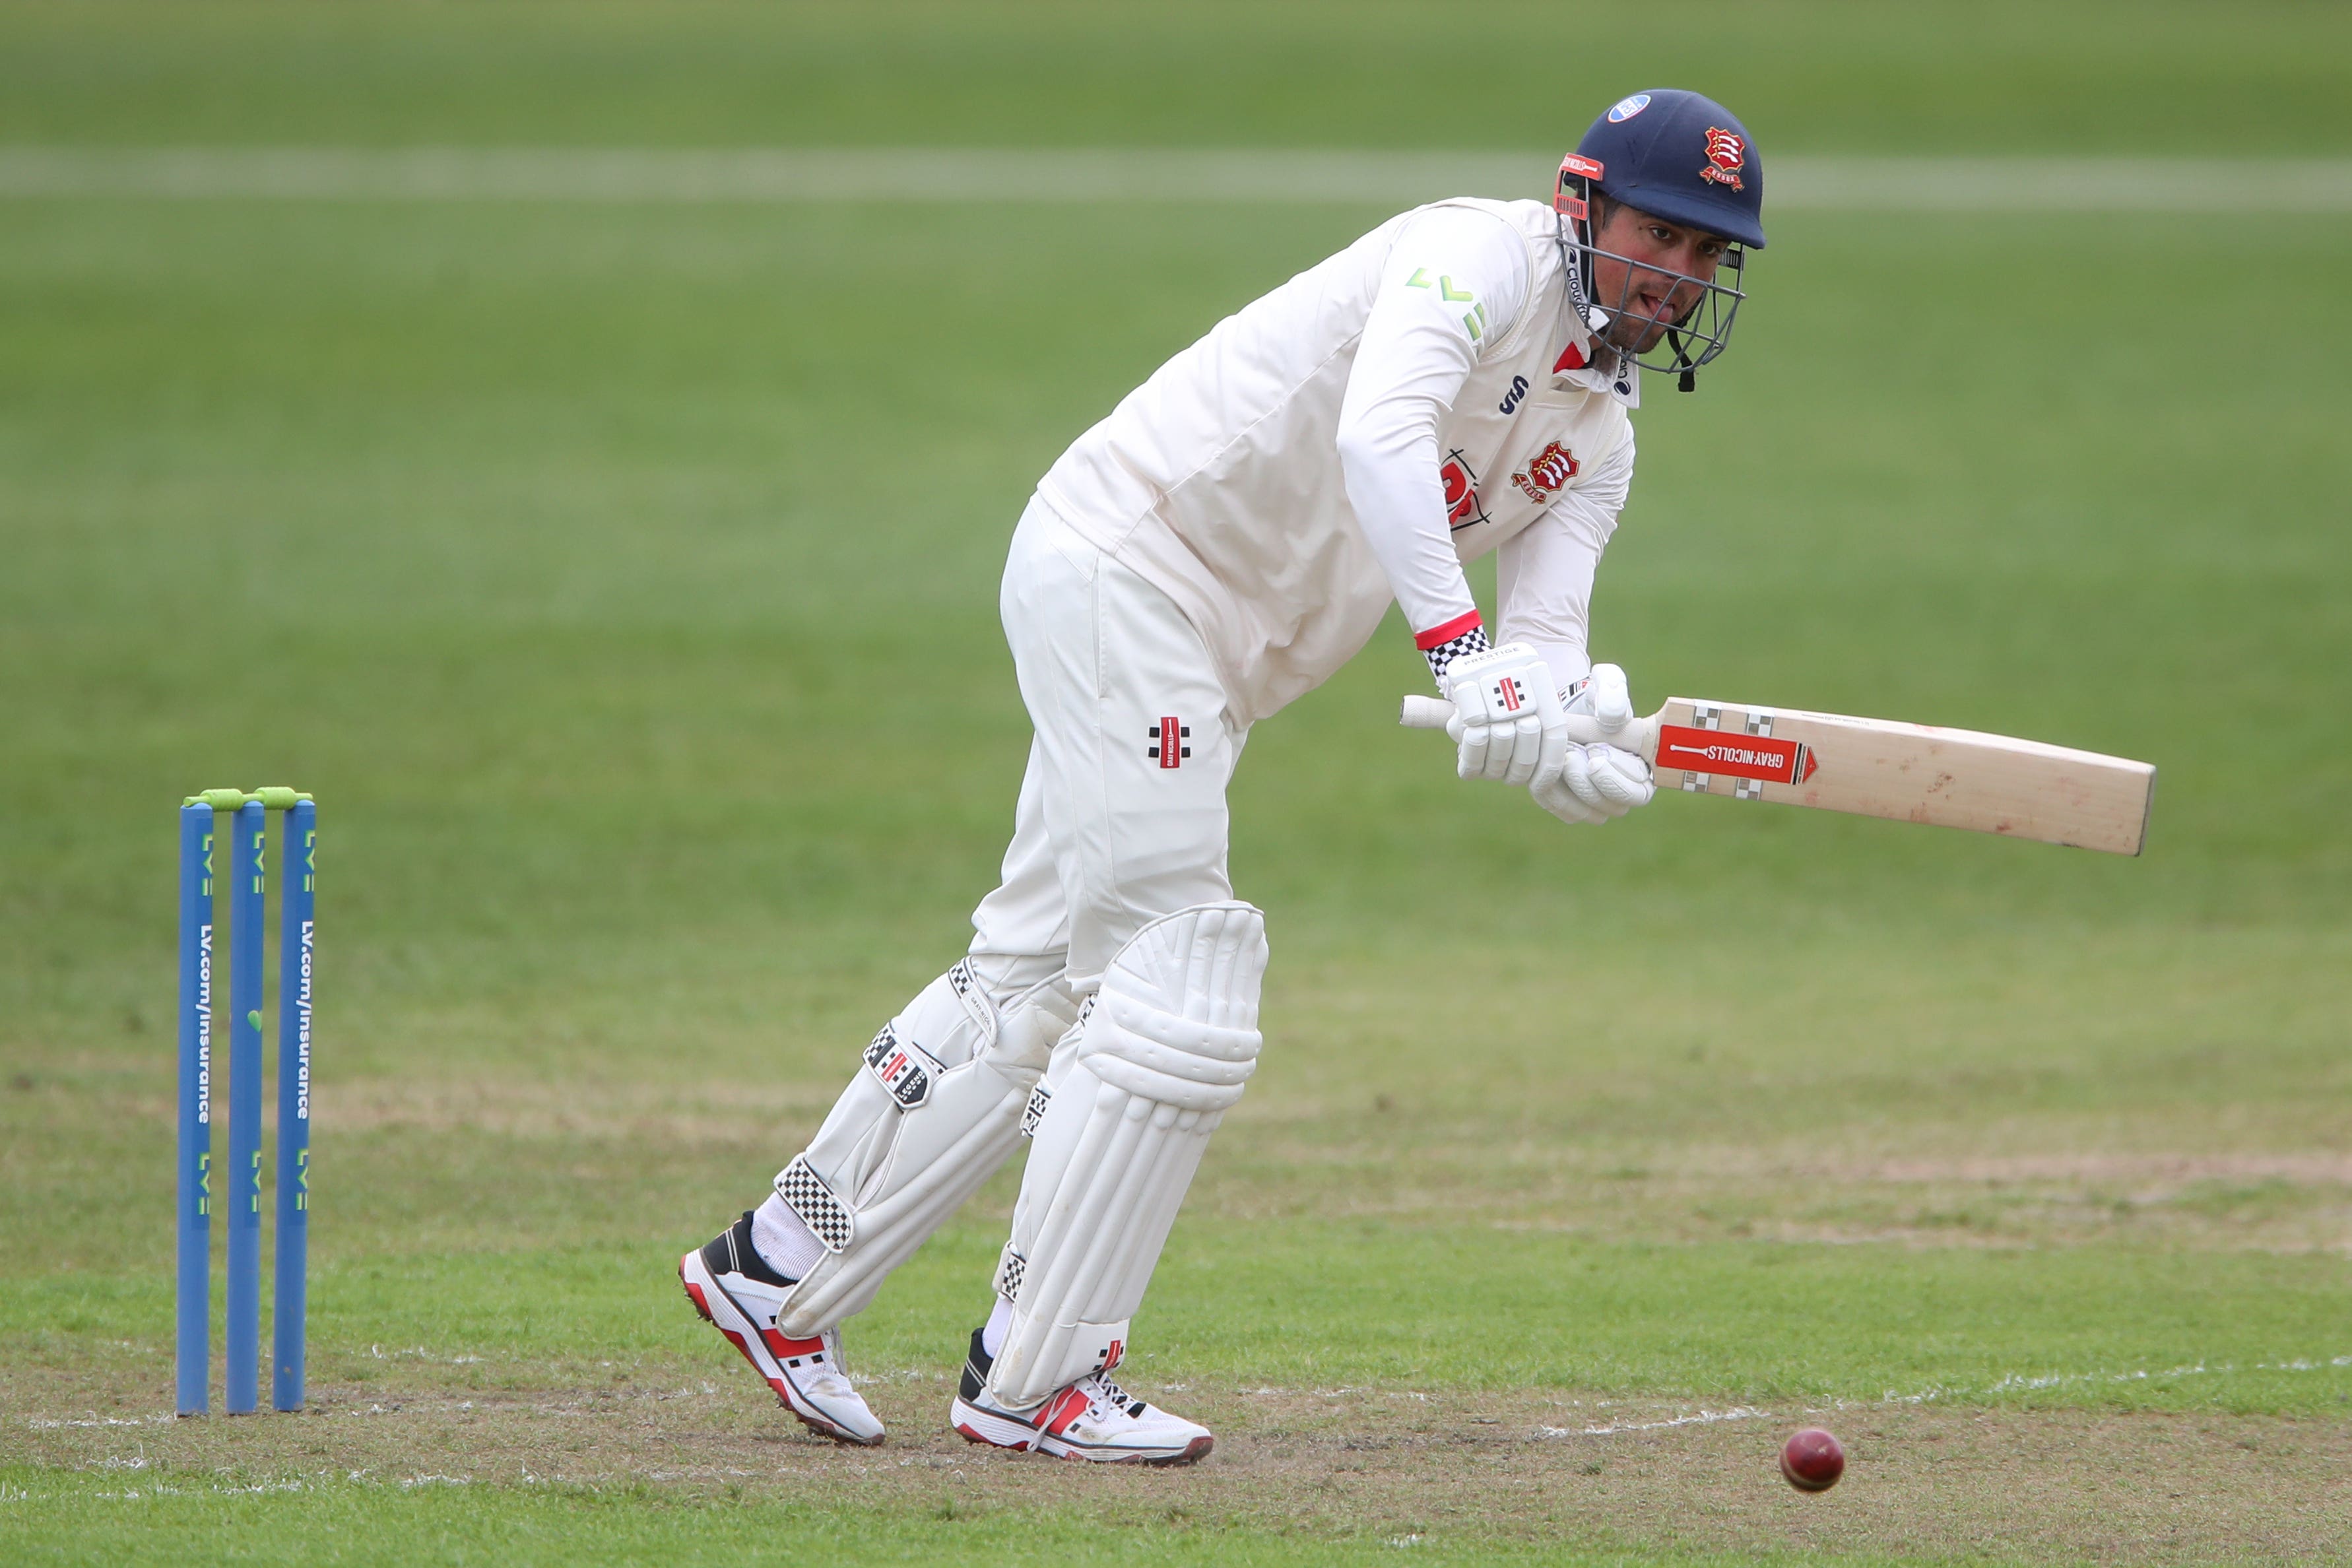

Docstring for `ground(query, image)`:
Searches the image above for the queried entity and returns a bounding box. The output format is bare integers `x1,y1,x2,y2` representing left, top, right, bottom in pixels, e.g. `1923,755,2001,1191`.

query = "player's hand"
1442,642,1565,787
1530,663,1655,824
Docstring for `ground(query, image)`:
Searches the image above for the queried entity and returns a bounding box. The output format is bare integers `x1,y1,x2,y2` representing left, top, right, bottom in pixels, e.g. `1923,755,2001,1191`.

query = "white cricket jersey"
1033,197,1638,724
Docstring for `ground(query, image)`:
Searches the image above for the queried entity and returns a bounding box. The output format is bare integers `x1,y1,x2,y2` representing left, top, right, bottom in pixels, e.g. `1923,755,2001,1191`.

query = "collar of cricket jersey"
1550,331,1641,408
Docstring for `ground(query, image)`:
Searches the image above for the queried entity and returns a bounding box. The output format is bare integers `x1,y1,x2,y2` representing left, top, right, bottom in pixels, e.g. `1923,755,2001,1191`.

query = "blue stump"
224,800,266,1414
273,800,315,1412
176,803,215,1416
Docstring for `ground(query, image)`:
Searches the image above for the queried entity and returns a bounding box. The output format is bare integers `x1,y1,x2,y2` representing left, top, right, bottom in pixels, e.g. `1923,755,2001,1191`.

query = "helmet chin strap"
1665,329,1699,392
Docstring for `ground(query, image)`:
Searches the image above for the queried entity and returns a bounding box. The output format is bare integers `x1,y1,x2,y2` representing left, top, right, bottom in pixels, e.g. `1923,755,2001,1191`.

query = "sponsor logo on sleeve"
1406,269,1487,340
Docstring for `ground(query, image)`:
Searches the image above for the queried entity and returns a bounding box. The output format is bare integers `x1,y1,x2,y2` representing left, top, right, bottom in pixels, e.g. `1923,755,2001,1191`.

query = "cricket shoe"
678,1212,884,1446
948,1327,1212,1466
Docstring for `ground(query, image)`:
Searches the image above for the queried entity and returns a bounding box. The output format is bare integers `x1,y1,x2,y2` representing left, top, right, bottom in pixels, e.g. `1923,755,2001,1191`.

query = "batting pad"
987,902,1266,1408
774,957,1080,1337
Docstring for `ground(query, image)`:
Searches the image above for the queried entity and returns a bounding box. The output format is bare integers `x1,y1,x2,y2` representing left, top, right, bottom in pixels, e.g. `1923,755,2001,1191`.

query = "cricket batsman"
682,88,1766,1463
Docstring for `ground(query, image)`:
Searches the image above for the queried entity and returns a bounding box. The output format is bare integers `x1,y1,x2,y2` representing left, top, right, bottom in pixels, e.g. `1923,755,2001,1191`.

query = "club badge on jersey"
1510,441,1579,504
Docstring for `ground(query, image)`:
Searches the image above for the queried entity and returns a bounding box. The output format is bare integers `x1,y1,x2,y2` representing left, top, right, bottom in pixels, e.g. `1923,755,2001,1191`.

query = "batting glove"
1530,663,1654,824
1442,641,1567,787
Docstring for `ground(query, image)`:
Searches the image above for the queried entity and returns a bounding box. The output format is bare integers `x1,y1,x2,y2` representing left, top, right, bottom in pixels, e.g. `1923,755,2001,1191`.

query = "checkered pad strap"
945,958,999,1049
1020,991,1092,1138
775,1155,853,1254
1414,611,1491,688
994,1245,1028,1304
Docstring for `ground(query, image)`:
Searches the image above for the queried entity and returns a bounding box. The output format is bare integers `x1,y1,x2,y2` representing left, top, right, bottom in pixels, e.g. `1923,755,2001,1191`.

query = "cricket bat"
1398,694,2155,855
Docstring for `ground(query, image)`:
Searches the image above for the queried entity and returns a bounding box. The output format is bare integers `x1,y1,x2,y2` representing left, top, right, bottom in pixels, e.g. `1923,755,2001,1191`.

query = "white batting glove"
1441,641,1566,787
1530,662,1655,825
1557,742,1653,818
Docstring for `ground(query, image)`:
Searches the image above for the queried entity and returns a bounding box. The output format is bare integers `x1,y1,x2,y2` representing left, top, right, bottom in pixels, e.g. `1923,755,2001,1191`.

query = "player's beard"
1593,268,1694,356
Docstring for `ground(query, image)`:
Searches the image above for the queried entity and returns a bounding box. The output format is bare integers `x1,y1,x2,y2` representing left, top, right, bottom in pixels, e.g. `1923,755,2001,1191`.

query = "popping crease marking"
1534,1354,2351,1435
1982,1354,2352,1393
1854,1353,2352,1408
1544,1406,1769,1437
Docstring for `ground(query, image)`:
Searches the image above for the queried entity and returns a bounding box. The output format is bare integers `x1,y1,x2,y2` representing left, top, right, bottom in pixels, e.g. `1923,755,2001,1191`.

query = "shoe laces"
1076,1372,1139,1418
779,1327,857,1397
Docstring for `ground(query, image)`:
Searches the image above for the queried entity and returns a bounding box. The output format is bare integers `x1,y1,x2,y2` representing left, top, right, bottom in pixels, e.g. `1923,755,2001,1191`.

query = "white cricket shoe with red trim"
948,1327,1212,1465
679,1212,884,1446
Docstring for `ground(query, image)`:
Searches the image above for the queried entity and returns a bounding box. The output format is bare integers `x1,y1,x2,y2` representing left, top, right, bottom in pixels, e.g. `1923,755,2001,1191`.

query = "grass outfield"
4,3,2350,1563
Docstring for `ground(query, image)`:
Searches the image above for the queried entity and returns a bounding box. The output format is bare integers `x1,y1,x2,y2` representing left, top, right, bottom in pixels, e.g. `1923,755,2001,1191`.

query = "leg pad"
987,903,1266,1407
772,956,1080,1337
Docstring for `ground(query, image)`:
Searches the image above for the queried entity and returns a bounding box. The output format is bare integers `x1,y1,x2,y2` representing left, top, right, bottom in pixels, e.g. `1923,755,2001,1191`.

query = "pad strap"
769,959,1079,1337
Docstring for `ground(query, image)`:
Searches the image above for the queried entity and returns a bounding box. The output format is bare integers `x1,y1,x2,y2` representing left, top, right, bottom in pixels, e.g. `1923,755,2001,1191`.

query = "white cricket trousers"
760,494,1250,1341
972,495,1245,989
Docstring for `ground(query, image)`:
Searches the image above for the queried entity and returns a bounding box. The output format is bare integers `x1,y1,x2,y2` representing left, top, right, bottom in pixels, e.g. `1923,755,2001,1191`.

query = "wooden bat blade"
1396,694,2155,855
1653,698,2154,855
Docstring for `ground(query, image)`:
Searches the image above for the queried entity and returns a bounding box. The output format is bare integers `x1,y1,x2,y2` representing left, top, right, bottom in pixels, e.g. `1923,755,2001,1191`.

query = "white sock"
750,1194,828,1282
981,1295,1013,1358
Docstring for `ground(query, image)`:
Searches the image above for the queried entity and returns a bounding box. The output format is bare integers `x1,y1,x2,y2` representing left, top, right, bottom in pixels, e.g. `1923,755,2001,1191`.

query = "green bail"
182,786,314,810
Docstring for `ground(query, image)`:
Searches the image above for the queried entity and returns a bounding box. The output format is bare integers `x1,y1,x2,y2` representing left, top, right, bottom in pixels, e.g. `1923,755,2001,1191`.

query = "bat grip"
1398,695,1661,762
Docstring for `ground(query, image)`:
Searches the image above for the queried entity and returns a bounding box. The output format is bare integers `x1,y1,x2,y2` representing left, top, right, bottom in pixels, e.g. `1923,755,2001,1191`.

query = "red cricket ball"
1779,1427,1845,1491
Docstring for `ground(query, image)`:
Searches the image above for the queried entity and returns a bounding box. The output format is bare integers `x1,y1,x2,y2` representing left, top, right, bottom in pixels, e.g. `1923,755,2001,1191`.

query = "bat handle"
1398,695,1662,762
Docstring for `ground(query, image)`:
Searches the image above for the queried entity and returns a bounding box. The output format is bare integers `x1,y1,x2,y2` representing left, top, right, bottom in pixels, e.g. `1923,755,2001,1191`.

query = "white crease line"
1543,1405,1771,1437
1544,1353,2352,1438
1985,1354,2352,1401
0,148,2347,211
1863,1352,2351,1407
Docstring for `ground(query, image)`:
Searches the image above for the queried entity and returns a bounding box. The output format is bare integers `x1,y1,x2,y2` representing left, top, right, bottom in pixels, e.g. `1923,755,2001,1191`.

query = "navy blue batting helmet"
1575,89,1765,250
